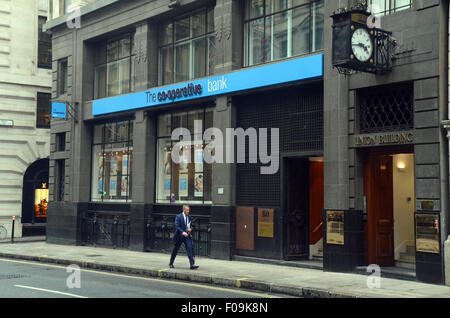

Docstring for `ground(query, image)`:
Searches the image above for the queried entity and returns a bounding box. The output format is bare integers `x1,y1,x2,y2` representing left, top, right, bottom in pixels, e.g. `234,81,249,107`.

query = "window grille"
358,82,413,134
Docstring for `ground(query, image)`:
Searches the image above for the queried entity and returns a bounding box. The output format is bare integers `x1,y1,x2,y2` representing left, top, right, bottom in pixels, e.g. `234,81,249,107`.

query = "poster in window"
164,151,171,175
194,173,203,197
110,176,117,196
121,176,128,197
164,175,171,196
179,174,188,197
180,149,189,172
98,155,104,194
194,148,203,173
111,156,118,175
122,154,128,175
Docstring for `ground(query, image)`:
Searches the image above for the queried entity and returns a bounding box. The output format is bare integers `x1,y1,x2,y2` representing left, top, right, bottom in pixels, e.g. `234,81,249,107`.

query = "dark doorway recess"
21,159,49,236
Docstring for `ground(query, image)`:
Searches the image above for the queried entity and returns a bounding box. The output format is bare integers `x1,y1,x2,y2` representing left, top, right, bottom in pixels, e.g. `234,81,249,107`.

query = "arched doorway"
22,159,49,236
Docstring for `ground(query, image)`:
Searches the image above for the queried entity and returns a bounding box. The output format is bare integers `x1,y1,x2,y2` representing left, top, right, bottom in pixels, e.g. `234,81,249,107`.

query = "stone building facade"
44,0,450,285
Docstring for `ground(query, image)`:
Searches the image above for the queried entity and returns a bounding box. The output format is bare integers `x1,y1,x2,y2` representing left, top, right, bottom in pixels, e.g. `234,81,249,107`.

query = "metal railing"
80,211,130,249
145,214,211,257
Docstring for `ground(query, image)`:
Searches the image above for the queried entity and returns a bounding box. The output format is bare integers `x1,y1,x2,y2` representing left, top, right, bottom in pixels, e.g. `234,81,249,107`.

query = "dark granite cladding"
323,210,365,272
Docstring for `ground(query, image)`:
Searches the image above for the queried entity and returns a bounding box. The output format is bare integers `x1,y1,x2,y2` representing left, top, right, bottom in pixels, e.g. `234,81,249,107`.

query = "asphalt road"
0,258,284,298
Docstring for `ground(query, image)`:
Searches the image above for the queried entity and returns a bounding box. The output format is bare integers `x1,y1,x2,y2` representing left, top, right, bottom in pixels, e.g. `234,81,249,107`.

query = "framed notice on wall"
257,208,274,238
194,173,203,197
415,213,440,254
326,210,344,245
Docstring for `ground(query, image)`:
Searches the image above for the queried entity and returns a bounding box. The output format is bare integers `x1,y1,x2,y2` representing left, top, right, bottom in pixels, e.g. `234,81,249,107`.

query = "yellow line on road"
236,278,248,288
0,258,281,298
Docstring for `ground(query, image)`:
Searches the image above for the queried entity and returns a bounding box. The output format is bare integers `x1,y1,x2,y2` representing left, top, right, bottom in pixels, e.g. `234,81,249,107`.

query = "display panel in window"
156,109,212,204
91,120,133,202
244,0,324,67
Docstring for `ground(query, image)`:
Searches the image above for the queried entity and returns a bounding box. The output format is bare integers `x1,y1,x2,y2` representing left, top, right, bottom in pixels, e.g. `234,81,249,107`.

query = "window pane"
94,64,107,99
207,35,216,76
191,11,206,38
245,0,264,20
267,12,288,62
105,122,117,143
119,36,131,59
370,0,387,14
91,145,104,201
172,111,188,131
156,138,172,203
96,42,107,65
119,58,131,94
188,109,204,135
160,22,173,46
175,17,190,41
193,38,206,79
107,40,119,62
160,46,174,85
244,18,265,66
394,0,411,11
291,0,309,7
116,121,130,142
207,7,215,33
266,0,288,15
158,113,172,137
107,60,119,96
311,0,324,52
174,42,190,82
291,5,310,57
205,108,213,130
36,93,51,129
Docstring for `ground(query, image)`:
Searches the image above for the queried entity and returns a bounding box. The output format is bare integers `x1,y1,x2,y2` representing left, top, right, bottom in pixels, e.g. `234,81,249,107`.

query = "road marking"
236,278,248,288
14,285,87,298
158,269,169,277
0,258,281,298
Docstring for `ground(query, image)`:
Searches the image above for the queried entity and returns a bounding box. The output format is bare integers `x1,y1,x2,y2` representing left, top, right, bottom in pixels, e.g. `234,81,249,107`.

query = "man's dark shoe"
190,265,199,270
169,264,174,268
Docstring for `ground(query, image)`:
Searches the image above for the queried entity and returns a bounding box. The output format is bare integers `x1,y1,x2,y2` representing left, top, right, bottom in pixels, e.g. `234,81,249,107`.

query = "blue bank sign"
51,102,67,119
92,53,323,116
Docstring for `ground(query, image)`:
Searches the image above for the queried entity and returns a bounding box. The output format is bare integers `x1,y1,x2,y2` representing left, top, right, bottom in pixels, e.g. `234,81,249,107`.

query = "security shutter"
235,83,323,206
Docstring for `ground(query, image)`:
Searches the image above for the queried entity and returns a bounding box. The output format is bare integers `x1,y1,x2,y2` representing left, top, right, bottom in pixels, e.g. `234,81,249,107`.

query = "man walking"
169,205,199,270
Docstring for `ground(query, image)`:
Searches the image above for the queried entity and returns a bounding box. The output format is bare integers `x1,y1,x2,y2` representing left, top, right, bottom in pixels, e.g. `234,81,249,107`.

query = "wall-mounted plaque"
257,208,274,238
326,210,344,245
415,213,440,254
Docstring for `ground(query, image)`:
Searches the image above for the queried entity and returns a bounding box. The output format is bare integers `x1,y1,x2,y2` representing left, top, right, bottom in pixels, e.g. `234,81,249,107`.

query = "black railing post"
112,216,118,249
92,213,97,247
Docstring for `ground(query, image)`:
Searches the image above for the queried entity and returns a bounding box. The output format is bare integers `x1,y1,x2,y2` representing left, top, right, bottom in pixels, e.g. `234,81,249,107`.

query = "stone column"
209,0,243,260
129,110,156,251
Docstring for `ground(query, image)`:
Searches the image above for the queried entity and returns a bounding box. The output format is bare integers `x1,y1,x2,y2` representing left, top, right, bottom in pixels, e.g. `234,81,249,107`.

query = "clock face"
351,28,373,62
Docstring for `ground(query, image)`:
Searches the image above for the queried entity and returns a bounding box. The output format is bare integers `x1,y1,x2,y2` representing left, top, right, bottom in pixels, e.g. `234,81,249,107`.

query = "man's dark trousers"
169,236,195,266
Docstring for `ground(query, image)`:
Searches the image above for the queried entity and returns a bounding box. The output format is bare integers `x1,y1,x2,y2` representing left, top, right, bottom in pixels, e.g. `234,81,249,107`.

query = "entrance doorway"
284,157,324,260
364,151,415,268
22,159,49,236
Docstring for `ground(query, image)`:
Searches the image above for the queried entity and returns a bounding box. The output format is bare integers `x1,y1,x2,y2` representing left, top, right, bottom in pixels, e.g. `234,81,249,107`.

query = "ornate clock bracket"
331,3,394,76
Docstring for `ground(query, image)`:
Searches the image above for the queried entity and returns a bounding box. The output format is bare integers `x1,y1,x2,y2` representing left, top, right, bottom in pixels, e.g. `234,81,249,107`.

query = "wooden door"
364,155,394,266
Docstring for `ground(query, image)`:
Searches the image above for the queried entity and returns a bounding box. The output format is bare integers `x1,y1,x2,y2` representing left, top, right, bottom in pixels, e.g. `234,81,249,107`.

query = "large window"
91,120,133,202
158,8,216,85
38,16,52,69
156,108,213,204
368,0,411,15
244,0,324,67
36,92,51,129
94,34,135,99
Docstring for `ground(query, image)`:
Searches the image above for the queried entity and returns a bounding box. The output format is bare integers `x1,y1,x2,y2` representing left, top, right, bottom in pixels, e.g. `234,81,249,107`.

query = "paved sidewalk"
0,240,449,298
